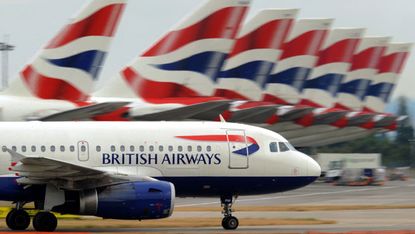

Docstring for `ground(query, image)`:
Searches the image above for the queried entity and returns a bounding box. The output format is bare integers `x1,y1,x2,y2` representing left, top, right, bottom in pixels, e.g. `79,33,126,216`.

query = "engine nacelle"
53,181,175,220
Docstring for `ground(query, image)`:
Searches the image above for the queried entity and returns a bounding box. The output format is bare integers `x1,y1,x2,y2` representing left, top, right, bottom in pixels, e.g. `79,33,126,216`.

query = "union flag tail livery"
363,42,412,113
96,0,250,100
263,19,333,105
299,28,364,108
335,37,390,111
5,0,126,102
215,9,298,101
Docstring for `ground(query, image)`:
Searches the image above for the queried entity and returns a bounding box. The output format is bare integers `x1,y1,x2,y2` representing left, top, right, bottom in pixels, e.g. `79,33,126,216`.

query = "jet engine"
53,181,175,220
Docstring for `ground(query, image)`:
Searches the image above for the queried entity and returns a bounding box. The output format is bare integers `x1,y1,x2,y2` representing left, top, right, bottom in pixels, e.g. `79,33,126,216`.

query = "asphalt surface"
1,179,415,233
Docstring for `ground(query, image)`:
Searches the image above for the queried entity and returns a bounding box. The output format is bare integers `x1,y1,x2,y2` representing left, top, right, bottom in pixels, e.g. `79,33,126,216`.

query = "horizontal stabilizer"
312,110,348,125
36,102,130,121
132,100,231,121
229,105,278,123
277,106,314,122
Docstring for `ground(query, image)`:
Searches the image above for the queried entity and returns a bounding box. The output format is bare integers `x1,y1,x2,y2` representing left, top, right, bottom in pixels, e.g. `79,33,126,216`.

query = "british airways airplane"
0,121,320,231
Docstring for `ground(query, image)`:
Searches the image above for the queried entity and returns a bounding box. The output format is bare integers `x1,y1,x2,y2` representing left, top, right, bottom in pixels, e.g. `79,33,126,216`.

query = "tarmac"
0,179,414,233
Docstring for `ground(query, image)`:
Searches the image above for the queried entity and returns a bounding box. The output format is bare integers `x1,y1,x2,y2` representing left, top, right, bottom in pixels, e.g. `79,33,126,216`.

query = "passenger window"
120,145,125,152
31,145,36,152
178,146,183,152
60,145,65,152
207,145,212,152
187,145,192,152
197,145,202,152
50,146,56,152
139,145,144,152
21,146,27,152
96,146,101,152
110,145,116,152
69,145,75,152
41,146,46,152
12,146,17,151
130,145,135,151
81,145,86,152
278,142,290,152
2,146,6,152
168,145,173,152
149,145,154,152
159,145,164,152
269,142,278,152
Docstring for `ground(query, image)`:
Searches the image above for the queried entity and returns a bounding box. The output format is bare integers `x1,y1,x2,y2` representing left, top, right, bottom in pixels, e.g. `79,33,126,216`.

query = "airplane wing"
6,149,154,190
36,102,130,121
229,106,279,123
131,100,231,121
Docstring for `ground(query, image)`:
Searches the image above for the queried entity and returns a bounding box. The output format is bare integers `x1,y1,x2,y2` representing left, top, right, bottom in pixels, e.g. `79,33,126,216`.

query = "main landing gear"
220,196,239,230
5,202,57,232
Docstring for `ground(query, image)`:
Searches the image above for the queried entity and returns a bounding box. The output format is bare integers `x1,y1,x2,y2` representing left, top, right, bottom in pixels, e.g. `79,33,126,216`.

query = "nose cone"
308,157,321,177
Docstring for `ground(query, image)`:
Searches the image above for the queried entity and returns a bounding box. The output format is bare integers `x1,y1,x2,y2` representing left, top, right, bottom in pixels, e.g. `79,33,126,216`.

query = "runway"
0,179,414,233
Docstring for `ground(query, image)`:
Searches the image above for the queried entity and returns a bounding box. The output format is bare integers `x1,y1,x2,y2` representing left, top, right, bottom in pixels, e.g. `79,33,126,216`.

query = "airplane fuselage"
0,121,320,199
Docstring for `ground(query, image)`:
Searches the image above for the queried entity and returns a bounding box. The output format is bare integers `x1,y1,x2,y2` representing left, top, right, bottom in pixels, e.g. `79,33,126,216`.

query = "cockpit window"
278,142,290,152
269,142,278,152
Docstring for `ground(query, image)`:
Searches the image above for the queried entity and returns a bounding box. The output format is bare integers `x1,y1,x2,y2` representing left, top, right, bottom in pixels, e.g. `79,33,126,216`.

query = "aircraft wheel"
33,211,57,232
222,216,239,230
6,209,30,230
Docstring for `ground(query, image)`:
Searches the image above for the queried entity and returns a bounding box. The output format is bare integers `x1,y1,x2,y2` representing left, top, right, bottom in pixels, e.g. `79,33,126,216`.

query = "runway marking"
176,185,406,207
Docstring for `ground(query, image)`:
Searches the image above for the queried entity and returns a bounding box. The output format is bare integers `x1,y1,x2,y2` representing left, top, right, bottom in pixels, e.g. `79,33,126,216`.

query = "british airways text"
102,152,221,165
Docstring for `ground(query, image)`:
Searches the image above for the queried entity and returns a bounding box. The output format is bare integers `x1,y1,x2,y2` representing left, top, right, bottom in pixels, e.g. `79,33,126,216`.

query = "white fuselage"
0,121,320,196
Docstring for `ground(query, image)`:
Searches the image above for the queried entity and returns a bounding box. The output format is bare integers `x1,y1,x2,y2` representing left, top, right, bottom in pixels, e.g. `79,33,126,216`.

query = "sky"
0,0,414,99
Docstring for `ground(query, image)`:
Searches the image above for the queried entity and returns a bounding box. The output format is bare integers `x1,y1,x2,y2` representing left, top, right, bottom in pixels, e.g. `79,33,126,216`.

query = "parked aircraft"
0,0,128,121
0,121,321,231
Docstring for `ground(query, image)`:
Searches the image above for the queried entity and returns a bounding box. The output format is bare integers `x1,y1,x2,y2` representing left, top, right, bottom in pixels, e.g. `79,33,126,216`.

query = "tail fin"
335,37,390,110
214,9,298,101
97,0,250,100
5,0,126,102
300,28,364,107
363,42,412,113
263,18,333,104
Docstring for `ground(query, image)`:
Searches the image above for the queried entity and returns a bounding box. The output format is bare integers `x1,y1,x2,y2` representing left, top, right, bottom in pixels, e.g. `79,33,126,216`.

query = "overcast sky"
0,0,414,99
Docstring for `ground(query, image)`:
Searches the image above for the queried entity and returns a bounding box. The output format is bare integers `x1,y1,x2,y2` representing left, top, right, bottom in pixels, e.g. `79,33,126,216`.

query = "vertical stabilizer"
263,18,333,104
363,42,412,113
300,28,364,107
96,0,250,100
5,0,126,102
215,9,298,101
335,37,390,110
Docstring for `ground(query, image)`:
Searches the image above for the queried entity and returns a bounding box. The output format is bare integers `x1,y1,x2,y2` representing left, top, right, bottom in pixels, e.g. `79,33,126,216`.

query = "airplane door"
77,141,89,161
226,130,249,169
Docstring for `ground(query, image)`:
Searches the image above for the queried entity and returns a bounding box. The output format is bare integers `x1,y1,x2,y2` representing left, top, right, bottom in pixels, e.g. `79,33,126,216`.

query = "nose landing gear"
221,196,239,230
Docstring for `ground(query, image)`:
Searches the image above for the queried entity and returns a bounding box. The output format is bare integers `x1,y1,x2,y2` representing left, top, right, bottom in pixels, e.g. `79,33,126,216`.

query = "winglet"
5,148,26,164
219,114,226,122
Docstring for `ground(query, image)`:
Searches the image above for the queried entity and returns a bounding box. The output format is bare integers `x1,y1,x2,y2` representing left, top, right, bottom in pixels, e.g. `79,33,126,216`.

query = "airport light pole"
0,35,15,91
409,139,415,168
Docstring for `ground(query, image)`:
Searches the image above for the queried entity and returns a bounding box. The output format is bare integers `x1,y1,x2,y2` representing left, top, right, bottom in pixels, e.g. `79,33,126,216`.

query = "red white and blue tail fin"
335,37,390,111
5,0,126,102
215,9,298,101
299,28,364,107
363,42,412,113
97,0,250,100
263,18,333,105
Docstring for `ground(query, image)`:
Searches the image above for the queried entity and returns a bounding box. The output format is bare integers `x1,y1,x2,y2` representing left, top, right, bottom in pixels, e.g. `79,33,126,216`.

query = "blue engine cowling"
53,181,175,220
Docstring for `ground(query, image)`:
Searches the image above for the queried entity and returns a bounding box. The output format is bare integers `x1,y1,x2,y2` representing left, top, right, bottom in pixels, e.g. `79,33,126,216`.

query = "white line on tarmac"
176,184,414,207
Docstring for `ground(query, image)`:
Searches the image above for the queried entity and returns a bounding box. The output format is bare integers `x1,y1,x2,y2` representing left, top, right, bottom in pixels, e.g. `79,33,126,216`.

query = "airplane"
0,121,321,231
0,0,128,121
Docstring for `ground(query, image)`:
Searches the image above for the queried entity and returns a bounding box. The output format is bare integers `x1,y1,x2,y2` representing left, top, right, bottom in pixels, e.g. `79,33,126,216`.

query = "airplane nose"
308,157,321,177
